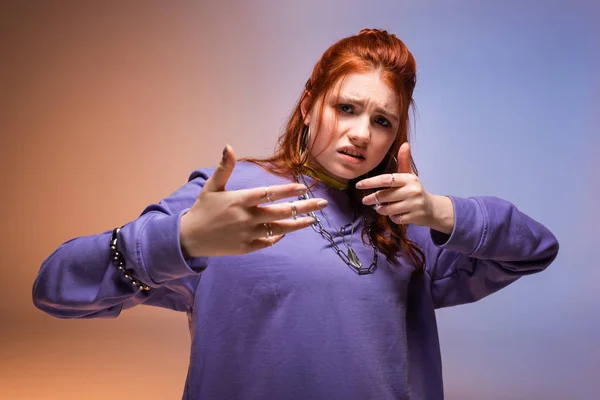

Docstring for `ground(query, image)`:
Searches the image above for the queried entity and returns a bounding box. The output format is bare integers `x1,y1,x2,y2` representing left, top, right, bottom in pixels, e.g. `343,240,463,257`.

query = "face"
302,71,400,183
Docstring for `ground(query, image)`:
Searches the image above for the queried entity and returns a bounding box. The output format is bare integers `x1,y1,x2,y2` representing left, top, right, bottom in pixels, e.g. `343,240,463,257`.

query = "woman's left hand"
356,142,455,235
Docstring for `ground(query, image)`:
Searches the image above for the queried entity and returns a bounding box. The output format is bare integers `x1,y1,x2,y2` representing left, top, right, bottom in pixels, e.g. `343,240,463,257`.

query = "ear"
300,91,312,125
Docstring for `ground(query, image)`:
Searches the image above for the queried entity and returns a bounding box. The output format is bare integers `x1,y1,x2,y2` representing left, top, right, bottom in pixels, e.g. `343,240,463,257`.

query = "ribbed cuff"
430,196,486,256
139,210,209,285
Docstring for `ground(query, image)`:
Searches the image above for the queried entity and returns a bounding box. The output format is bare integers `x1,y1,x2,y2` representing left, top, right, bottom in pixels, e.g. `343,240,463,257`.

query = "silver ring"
390,173,395,187
264,187,273,202
290,202,297,220
264,223,273,239
374,191,381,207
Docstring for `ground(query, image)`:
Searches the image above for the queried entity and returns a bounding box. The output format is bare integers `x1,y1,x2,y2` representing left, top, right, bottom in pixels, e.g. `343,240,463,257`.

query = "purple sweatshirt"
32,161,559,399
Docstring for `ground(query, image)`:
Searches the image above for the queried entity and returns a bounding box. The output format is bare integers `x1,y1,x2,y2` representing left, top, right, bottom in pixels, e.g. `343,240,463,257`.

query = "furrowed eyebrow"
338,95,399,122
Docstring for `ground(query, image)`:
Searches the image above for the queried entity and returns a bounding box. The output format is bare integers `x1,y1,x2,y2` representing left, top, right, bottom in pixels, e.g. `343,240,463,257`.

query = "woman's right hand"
179,145,328,258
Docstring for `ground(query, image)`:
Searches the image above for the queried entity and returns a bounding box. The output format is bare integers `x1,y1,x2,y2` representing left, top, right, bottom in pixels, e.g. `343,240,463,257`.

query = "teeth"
341,150,363,158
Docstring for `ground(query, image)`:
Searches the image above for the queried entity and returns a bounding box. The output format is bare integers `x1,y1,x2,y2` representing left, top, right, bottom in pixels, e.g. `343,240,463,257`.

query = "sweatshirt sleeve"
414,195,559,309
32,168,214,319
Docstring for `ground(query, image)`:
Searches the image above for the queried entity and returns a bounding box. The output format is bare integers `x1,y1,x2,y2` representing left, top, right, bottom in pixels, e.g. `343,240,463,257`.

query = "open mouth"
338,150,365,160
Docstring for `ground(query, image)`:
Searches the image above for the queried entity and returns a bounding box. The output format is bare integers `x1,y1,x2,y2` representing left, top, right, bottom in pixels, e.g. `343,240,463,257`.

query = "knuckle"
226,197,241,208
407,187,420,198
237,211,253,225
239,230,252,242
300,217,312,228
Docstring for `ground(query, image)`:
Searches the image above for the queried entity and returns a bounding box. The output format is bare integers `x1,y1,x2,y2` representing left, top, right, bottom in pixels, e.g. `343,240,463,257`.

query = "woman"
32,29,559,399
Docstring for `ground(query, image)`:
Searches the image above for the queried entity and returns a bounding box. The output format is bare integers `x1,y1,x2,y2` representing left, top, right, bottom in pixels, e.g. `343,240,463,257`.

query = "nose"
347,117,370,146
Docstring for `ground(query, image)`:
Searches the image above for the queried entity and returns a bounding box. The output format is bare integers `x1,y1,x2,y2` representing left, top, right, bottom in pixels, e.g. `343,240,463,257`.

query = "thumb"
204,145,236,192
397,142,414,174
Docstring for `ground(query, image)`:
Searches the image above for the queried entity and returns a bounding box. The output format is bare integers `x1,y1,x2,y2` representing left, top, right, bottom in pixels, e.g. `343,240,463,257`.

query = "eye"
375,116,392,128
338,104,354,114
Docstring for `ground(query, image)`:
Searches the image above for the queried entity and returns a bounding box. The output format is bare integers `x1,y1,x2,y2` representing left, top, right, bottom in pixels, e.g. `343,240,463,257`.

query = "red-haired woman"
33,29,559,399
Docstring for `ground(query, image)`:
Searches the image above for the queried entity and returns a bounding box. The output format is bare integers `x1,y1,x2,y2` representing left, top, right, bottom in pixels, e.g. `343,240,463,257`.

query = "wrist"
427,194,455,235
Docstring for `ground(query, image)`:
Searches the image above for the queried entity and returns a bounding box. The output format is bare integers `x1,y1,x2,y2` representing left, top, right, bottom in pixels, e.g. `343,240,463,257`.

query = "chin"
313,156,370,182
331,165,368,182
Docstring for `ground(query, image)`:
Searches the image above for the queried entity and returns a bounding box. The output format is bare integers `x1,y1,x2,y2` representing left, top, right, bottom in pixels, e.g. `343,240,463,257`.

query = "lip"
337,146,366,160
338,152,365,164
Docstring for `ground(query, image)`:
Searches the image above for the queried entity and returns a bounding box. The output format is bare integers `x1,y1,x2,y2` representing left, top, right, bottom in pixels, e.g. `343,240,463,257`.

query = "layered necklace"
297,167,378,275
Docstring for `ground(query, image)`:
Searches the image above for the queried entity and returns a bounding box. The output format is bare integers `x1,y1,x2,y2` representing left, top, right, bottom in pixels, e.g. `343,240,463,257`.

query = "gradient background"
1,1,598,399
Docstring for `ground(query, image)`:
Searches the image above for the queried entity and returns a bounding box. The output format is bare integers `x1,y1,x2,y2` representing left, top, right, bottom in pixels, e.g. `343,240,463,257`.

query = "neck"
301,164,348,190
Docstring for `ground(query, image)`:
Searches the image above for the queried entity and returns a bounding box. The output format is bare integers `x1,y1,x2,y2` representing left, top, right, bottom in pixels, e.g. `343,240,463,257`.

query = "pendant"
347,248,362,269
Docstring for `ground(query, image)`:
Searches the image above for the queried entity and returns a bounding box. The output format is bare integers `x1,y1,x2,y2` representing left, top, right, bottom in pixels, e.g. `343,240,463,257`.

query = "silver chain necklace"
297,175,378,275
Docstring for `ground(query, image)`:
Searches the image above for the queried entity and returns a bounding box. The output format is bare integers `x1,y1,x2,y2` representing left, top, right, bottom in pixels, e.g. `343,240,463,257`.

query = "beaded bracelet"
110,227,150,291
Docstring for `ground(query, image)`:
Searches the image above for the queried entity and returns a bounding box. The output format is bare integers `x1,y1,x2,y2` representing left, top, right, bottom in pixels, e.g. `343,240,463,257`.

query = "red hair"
243,29,425,271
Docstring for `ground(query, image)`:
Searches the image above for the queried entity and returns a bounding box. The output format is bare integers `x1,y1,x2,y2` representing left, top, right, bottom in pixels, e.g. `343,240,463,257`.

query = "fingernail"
296,186,308,195
317,200,328,208
355,182,364,189
222,145,228,162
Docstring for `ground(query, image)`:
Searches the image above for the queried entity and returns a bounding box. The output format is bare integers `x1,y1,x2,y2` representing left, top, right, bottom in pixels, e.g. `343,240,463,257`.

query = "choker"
301,164,348,191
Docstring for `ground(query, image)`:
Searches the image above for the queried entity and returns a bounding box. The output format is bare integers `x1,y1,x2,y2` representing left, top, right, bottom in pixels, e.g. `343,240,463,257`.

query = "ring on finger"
396,214,404,225
264,222,273,239
290,202,297,220
390,173,395,187
374,191,381,207
264,187,273,202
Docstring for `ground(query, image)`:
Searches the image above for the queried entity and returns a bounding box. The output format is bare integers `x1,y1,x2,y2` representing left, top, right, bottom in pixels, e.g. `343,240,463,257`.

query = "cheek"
310,129,334,155
309,114,338,152
369,135,396,161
